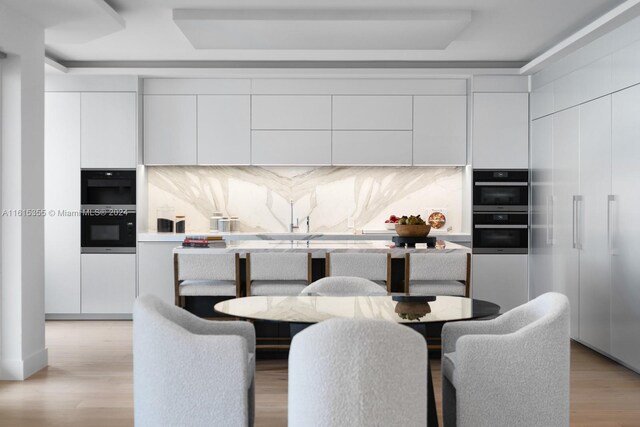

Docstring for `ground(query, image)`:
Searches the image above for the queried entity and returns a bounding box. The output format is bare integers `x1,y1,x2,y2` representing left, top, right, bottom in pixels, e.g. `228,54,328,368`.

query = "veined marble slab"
148,166,463,234
138,230,471,243
172,239,469,259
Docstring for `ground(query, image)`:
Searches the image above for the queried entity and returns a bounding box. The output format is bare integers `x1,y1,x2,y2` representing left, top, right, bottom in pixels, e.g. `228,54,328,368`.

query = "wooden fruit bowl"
394,224,432,237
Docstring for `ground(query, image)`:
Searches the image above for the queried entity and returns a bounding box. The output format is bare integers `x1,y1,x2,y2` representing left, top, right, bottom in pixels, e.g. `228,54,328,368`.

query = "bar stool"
173,253,241,307
246,253,312,296
404,252,471,297
325,252,392,292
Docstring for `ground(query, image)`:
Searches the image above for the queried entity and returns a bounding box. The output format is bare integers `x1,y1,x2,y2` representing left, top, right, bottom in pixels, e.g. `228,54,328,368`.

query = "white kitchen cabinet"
473,92,529,169
251,95,331,130
45,92,82,314
81,254,136,314
138,242,178,306
551,106,580,339
81,92,137,168
198,95,250,165
529,116,554,300
412,96,466,165
332,131,412,165
611,84,640,371
143,95,197,165
332,96,413,130
472,254,528,313
578,96,612,354
251,131,331,165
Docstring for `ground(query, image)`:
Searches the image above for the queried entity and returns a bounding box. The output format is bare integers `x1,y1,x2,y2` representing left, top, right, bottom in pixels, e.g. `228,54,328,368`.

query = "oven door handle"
474,182,528,186
474,224,528,229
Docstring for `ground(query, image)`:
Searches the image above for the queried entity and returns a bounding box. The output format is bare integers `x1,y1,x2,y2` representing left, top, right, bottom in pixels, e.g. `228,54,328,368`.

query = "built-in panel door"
472,254,528,313
413,96,467,165
332,96,413,130
198,95,251,165
45,92,81,314
332,131,412,165
143,95,197,165
551,106,580,339
473,92,529,169
530,115,554,299
611,84,640,371
578,95,612,353
251,95,331,130
81,254,136,314
251,131,331,165
81,92,137,168
138,242,178,305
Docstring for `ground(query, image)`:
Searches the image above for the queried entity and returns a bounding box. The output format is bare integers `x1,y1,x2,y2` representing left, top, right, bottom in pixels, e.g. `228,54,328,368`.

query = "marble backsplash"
147,166,463,233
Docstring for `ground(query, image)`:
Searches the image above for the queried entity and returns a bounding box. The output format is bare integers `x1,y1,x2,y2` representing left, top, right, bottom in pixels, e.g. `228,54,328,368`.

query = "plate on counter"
428,211,447,229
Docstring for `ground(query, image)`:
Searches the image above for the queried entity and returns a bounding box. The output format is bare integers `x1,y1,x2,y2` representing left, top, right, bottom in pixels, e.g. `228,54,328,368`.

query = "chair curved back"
441,292,570,427
134,295,253,427
288,318,428,427
299,276,387,296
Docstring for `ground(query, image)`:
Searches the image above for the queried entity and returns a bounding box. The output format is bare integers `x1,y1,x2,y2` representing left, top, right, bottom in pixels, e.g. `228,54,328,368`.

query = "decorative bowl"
384,222,397,230
395,224,432,237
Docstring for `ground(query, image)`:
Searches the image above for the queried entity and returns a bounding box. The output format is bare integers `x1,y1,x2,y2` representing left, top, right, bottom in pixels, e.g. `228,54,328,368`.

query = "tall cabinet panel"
611,85,640,371
198,95,251,165
551,107,580,339
80,92,137,168
578,96,612,353
45,93,81,314
413,96,467,165
530,116,554,299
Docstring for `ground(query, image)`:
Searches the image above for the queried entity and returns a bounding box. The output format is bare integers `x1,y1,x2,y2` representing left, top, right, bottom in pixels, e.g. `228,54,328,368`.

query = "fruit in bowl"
395,215,432,237
384,214,399,230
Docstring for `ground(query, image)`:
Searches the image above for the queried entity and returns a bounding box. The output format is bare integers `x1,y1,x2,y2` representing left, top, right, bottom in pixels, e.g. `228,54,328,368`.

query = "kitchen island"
172,239,469,258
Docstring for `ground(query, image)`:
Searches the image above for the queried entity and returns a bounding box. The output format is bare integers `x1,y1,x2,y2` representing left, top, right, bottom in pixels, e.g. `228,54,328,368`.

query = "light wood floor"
1,321,639,427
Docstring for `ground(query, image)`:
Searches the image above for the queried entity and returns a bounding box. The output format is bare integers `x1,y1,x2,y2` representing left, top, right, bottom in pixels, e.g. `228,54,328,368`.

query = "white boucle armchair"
288,318,428,427
441,292,570,427
133,295,256,427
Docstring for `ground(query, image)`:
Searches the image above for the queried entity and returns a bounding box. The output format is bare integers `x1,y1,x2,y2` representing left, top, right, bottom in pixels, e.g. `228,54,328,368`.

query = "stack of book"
182,235,226,248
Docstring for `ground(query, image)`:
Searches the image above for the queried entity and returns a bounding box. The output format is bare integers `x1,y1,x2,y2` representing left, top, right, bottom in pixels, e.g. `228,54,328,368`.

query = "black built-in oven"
473,212,528,254
473,170,528,212
81,210,136,253
81,169,136,253
81,169,136,209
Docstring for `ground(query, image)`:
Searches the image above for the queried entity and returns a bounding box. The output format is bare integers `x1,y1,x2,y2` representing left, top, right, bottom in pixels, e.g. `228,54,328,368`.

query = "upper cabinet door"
251,95,331,130
81,92,137,168
473,92,529,169
143,95,197,165
413,96,467,165
332,96,412,130
332,131,412,166
198,95,251,165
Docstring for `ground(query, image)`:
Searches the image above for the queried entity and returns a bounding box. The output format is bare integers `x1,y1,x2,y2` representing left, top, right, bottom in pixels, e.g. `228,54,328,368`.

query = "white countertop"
172,239,469,258
139,230,471,243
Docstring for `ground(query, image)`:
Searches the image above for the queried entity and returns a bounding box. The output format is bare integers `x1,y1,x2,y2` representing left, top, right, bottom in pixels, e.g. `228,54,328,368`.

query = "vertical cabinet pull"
546,195,554,246
608,195,616,255
573,195,583,250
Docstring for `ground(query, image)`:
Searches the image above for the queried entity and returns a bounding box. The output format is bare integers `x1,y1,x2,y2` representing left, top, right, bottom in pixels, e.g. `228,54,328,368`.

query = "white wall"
0,3,47,380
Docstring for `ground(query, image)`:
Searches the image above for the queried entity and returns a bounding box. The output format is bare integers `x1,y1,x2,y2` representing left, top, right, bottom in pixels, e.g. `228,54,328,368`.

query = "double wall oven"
81,170,136,253
472,170,529,254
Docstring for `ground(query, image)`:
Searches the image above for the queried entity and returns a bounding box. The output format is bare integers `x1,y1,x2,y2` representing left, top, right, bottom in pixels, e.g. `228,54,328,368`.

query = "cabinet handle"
474,224,528,229
574,195,583,250
474,182,528,186
546,195,553,245
607,195,616,255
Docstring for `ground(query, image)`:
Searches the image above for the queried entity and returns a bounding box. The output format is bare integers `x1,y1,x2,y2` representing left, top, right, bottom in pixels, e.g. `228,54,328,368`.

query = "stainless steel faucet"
289,199,299,233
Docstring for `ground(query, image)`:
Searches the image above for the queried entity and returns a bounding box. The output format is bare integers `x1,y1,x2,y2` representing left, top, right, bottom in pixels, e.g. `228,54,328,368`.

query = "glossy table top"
214,295,500,324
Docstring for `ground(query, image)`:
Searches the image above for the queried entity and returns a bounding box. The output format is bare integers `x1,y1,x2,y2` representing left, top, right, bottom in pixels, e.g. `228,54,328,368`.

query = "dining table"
215,294,501,427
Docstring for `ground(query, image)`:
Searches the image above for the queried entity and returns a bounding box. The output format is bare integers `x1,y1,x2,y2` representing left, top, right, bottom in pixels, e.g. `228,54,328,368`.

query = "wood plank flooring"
0,321,639,426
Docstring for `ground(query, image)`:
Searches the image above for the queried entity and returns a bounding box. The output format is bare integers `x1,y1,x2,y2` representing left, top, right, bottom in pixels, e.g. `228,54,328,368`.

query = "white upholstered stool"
246,253,312,296
405,252,471,297
325,252,392,292
173,252,240,307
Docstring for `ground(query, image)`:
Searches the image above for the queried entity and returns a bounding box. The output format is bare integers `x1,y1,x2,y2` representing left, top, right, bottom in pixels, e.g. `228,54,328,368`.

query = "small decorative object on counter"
395,215,431,237
175,215,186,233
384,214,399,230
218,218,231,232
181,235,227,248
157,207,174,233
229,217,239,232
210,212,223,232
428,211,447,229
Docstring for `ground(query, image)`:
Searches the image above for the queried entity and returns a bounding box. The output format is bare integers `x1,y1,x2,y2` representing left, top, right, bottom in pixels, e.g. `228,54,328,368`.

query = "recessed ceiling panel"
173,9,472,50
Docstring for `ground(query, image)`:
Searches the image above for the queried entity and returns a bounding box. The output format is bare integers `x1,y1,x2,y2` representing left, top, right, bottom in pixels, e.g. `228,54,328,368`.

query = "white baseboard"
0,347,48,380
